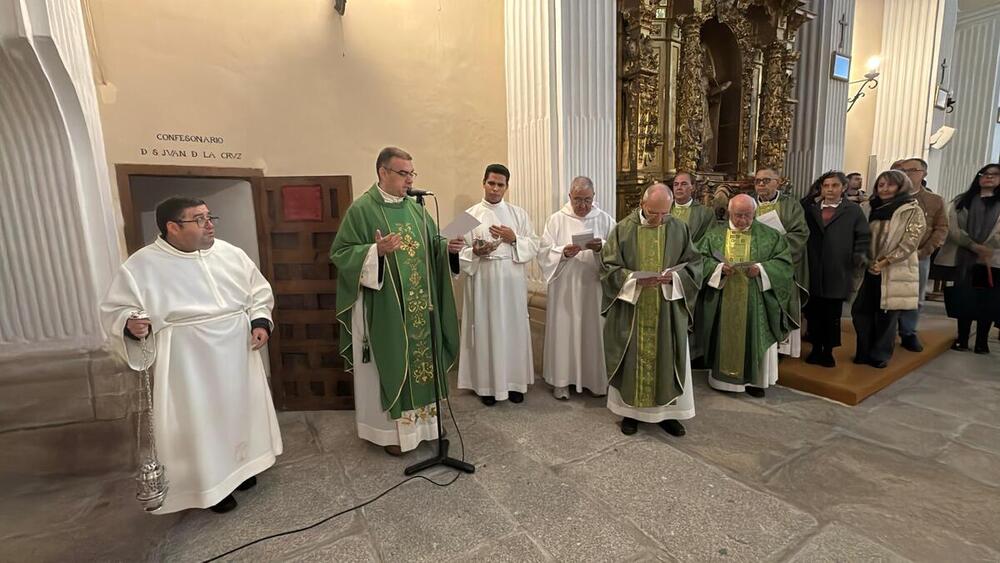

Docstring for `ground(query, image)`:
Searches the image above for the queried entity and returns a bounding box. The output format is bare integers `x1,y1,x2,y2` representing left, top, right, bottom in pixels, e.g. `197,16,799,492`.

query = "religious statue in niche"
699,44,731,171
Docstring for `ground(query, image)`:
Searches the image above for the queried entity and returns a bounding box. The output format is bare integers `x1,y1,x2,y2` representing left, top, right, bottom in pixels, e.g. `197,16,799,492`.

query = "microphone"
406,187,434,197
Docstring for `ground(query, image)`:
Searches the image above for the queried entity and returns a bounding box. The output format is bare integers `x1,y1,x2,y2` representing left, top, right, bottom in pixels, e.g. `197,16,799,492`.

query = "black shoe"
620,417,638,435
509,391,524,404
804,349,824,365
974,344,990,355
745,387,765,398
236,476,257,491
659,419,686,437
951,340,969,352
869,359,889,369
901,334,924,353
819,352,836,368
383,445,403,456
209,494,237,514
480,395,497,406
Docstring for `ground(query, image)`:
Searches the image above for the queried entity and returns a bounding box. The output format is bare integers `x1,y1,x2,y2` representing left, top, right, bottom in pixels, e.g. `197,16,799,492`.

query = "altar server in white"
458,164,540,406
100,197,282,514
538,176,616,399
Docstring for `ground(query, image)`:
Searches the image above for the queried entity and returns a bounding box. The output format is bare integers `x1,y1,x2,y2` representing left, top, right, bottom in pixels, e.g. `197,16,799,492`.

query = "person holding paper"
330,147,465,456
538,176,616,400
752,167,809,358
458,164,540,406
695,194,794,398
601,183,703,437
670,171,716,243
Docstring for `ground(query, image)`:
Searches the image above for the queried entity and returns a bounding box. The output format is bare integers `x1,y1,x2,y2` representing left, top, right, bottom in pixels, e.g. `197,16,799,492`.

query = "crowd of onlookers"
798,159,1000,365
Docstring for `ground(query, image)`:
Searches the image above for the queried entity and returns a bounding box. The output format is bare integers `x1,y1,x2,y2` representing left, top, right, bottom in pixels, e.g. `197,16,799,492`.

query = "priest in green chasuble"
601,184,703,437
696,194,795,398
752,167,809,358
330,147,464,456
669,171,716,243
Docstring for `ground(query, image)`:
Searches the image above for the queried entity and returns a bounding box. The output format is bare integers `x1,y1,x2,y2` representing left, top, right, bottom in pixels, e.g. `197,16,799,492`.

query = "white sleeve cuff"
360,244,383,290
617,273,641,304
662,271,683,301
708,263,726,289
757,263,772,291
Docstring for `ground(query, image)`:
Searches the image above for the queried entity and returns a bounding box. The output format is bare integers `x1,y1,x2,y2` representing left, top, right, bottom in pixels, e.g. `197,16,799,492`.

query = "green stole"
634,224,664,407
376,204,438,404
718,229,752,379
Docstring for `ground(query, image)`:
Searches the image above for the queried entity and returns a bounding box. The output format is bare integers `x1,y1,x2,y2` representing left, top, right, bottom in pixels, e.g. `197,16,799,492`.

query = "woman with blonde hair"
852,170,926,368
933,163,1000,354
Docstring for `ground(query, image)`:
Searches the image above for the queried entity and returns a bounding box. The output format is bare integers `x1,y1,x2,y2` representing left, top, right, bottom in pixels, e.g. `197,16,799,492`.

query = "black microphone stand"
404,193,475,476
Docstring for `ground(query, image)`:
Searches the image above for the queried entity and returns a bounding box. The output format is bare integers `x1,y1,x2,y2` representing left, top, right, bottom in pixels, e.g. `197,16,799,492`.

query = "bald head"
641,183,673,226
728,194,757,231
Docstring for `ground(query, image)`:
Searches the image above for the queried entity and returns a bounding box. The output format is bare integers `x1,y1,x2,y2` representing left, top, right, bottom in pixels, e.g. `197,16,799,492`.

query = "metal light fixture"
847,55,881,112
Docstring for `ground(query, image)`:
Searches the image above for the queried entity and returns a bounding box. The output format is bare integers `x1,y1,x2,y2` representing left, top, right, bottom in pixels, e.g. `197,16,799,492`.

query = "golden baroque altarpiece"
616,0,814,217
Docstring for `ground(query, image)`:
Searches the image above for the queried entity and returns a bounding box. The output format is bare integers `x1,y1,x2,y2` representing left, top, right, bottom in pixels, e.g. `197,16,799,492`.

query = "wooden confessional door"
257,176,353,410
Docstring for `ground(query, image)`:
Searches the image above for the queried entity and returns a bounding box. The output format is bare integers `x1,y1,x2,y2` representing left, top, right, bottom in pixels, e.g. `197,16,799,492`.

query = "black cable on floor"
202,391,468,562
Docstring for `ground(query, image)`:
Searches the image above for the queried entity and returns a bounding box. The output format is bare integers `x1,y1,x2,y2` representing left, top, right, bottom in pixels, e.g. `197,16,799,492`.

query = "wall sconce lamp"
847,56,881,112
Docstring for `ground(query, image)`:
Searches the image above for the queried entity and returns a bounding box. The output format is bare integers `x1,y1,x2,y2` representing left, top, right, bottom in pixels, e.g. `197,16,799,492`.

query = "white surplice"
705,222,779,393
350,186,439,452
100,238,283,514
538,202,615,397
605,209,695,422
458,199,539,400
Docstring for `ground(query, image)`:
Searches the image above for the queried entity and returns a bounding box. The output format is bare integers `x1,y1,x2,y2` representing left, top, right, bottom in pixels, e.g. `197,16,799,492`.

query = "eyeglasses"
383,167,417,179
174,215,219,228
900,168,925,173
979,172,1000,179
753,178,778,186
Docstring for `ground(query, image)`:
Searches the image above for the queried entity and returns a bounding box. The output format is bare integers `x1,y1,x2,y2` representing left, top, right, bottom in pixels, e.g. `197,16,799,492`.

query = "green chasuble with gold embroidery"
330,184,460,419
694,222,794,387
756,192,809,317
670,201,716,243
601,211,703,407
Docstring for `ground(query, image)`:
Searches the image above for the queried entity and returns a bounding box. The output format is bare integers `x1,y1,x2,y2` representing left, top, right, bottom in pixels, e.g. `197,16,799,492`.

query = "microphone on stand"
406,187,434,197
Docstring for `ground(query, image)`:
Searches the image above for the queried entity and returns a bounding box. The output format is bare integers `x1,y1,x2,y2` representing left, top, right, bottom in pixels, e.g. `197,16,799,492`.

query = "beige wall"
844,0,884,184
85,0,508,227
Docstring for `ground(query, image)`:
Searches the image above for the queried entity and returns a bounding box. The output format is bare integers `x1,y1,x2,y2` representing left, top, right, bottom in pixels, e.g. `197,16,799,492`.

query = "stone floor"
2,318,999,562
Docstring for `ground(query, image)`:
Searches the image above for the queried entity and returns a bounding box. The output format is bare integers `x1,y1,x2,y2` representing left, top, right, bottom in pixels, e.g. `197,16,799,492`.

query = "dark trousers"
957,318,992,349
852,273,901,363
805,297,844,351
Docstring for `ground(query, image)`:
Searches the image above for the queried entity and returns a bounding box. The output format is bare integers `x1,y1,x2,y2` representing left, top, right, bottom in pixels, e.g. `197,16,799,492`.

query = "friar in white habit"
100,197,282,514
458,163,540,406
538,176,616,399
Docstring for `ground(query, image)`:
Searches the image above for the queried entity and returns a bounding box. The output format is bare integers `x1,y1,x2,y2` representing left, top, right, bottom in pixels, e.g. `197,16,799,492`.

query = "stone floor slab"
564,440,817,561
362,474,516,563
764,436,1000,561
937,441,1000,488
837,399,965,458
476,452,651,562
786,523,911,563
448,532,550,563
956,423,1000,456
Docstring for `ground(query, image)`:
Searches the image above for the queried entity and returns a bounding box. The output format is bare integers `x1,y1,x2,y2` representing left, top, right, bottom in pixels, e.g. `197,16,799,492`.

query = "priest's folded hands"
636,273,673,287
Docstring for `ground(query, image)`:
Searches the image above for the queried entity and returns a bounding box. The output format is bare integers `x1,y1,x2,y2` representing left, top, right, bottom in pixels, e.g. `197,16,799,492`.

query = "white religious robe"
100,238,283,514
607,210,695,422
538,202,615,398
458,199,539,400
705,221,780,393
351,186,439,452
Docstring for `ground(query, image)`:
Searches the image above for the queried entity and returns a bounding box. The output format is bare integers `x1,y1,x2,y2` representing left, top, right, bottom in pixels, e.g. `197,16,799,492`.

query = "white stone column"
504,0,615,291
937,4,1000,201
870,0,948,174
785,0,855,195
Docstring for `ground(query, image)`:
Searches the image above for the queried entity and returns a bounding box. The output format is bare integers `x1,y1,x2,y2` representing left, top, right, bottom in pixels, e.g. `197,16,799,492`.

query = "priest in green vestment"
696,194,795,398
330,147,464,456
669,171,716,243
752,167,809,357
601,183,703,437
